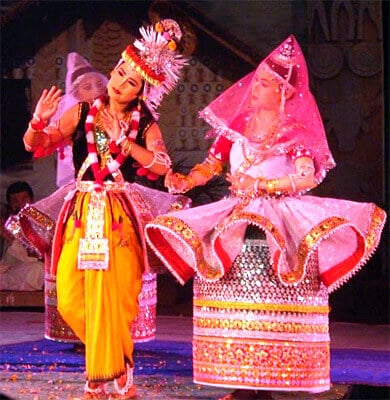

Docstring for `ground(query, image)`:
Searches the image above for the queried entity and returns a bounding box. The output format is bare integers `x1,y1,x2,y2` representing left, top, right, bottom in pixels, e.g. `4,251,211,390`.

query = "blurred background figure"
54,52,108,187
1,181,44,291
6,180,34,215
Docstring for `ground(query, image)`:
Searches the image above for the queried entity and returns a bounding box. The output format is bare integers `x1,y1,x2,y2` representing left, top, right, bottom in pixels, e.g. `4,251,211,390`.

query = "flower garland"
85,96,140,189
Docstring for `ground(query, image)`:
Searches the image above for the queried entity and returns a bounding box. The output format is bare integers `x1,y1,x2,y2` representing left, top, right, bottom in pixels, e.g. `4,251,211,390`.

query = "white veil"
53,53,108,187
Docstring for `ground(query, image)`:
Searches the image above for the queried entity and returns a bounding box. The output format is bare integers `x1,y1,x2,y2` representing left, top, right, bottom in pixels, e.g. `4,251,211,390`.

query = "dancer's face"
250,70,282,111
107,62,143,104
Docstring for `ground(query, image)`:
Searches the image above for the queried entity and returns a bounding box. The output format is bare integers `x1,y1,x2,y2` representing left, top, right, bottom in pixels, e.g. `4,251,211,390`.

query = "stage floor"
0,311,389,400
1,310,389,350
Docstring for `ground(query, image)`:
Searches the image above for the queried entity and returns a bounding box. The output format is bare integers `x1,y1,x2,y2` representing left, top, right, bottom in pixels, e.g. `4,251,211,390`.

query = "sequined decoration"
193,239,330,392
131,273,157,342
78,190,109,270
5,205,55,258
44,271,157,343
45,272,80,342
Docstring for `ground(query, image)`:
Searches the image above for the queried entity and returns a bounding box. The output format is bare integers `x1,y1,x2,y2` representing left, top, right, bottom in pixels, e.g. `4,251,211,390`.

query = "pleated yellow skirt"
56,190,143,382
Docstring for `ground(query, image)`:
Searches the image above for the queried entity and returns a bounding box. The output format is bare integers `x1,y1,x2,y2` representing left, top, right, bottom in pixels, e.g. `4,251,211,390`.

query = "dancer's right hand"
33,85,62,122
164,169,192,194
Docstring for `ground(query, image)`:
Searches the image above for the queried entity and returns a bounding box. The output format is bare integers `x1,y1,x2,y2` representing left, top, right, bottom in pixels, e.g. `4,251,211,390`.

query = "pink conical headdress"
200,35,335,184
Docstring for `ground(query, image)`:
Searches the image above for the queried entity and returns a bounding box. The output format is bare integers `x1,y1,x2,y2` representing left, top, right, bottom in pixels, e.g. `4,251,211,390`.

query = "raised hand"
34,86,62,122
101,108,122,141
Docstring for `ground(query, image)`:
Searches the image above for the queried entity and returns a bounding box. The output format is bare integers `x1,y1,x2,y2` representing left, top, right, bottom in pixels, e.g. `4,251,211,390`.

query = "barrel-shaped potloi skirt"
193,239,330,393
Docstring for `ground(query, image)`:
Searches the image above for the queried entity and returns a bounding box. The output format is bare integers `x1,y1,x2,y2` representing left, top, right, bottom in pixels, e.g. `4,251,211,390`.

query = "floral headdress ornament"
121,18,187,117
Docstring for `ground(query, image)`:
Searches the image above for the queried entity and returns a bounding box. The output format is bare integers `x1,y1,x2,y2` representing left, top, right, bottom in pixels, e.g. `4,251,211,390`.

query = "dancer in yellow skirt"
56,190,143,382
22,19,186,399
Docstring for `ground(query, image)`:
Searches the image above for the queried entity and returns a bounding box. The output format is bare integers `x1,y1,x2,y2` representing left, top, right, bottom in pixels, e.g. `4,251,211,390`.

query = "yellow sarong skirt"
56,190,143,382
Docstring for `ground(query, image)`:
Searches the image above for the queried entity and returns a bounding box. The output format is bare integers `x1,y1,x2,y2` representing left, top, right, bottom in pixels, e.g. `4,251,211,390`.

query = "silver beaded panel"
194,239,327,305
192,239,330,391
193,239,329,342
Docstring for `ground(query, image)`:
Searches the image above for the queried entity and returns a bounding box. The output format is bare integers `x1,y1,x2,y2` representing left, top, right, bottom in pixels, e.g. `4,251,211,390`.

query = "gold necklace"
245,118,279,146
236,118,280,175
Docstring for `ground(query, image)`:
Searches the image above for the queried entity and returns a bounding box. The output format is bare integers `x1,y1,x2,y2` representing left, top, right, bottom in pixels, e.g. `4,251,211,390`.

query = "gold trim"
21,205,56,231
365,205,387,254
194,317,329,333
194,299,329,313
275,216,349,285
122,48,163,87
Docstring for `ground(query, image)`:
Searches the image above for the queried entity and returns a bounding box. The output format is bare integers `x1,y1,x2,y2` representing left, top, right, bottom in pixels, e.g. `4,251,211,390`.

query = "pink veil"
199,35,335,184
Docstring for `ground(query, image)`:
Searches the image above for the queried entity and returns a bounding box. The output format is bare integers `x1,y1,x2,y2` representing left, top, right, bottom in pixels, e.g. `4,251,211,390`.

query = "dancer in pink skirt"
145,35,387,399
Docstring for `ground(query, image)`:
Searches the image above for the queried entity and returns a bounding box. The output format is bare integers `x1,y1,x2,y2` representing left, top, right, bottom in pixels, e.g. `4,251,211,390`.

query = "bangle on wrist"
265,178,280,195
30,113,47,131
186,175,196,190
253,178,262,194
288,174,297,192
143,152,156,169
121,139,133,156
29,120,46,132
32,113,44,122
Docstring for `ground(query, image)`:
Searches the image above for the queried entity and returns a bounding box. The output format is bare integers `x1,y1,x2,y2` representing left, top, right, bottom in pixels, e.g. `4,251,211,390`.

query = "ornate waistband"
230,187,288,202
76,180,129,192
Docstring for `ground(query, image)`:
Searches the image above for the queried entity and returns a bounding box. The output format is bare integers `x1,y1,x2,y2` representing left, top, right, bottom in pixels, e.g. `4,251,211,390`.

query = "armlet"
192,154,223,179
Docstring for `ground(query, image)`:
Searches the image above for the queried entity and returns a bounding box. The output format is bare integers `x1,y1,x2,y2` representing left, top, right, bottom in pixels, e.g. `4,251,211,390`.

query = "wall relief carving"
307,0,384,204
